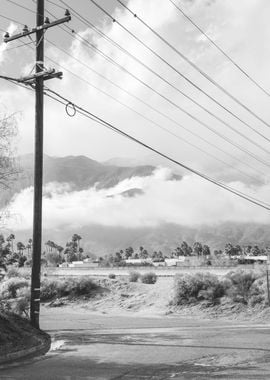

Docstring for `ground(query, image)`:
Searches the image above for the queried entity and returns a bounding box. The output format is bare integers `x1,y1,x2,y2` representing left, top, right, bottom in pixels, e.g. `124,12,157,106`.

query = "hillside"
12,222,270,257
0,154,168,207
19,154,159,190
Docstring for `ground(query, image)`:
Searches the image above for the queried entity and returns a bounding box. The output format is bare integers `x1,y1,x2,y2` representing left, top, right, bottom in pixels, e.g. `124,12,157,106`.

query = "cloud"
5,168,270,231
0,23,18,66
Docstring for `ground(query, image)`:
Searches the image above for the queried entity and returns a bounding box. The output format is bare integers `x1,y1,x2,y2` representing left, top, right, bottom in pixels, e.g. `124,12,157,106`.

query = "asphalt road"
1,308,270,379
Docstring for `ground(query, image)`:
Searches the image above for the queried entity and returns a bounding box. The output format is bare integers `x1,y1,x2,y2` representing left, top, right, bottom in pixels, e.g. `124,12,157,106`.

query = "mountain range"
1,154,269,255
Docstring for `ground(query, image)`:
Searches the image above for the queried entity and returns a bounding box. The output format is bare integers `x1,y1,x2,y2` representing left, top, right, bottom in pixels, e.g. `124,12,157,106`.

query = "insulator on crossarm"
44,17,50,24
4,32,10,39
65,9,70,17
23,25,29,33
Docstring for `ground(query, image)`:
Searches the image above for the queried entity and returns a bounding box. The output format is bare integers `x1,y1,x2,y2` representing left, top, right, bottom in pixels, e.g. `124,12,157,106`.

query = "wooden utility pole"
267,252,270,306
3,1,71,328
31,0,44,329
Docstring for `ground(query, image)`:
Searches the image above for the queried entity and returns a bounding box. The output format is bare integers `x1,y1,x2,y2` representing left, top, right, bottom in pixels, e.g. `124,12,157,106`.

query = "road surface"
1,307,270,379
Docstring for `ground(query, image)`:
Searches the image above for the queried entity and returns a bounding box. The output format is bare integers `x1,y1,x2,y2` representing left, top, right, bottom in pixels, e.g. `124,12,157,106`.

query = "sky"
1,0,270,226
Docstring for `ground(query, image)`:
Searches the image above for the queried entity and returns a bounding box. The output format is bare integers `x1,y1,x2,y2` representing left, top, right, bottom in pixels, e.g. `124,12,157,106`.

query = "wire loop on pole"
65,101,76,116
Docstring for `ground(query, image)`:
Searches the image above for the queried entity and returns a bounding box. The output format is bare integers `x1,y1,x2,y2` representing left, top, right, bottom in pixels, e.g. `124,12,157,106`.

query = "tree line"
0,233,88,269
1,233,270,269
104,241,270,266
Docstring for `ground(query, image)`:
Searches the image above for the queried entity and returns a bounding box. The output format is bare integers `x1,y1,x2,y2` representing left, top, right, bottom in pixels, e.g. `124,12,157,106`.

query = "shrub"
15,287,30,317
141,272,157,284
46,251,62,266
40,279,59,301
0,278,29,299
40,277,97,301
73,277,97,296
6,267,22,279
173,272,225,305
129,271,140,282
225,270,261,304
108,273,116,279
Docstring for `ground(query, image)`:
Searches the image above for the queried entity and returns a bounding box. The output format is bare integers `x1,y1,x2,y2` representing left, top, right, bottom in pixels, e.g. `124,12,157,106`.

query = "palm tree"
6,233,15,253
72,234,82,253
16,242,25,256
0,234,5,249
28,238,32,254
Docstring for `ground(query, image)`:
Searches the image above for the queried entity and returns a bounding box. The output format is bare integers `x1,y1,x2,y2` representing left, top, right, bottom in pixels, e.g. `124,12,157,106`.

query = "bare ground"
45,276,270,323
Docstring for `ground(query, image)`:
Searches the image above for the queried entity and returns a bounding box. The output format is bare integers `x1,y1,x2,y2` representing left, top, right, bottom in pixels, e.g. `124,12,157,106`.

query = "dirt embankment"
0,313,51,361
46,277,270,322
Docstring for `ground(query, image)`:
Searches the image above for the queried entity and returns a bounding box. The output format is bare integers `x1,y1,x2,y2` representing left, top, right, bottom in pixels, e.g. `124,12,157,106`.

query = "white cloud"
5,168,270,231
0,23,18,66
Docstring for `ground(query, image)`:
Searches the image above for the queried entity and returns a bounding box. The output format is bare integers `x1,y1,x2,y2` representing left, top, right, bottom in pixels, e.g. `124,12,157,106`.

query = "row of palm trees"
0,234,33,256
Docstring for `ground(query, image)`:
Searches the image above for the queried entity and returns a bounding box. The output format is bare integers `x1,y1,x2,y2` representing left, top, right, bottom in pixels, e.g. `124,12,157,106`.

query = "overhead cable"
46,39,267,180
168,0,270,99
113,0,270,130
52,2,270,154
42,86,270,211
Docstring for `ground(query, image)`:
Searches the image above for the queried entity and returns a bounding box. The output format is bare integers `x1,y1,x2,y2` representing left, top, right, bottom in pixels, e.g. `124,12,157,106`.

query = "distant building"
165,258,185,267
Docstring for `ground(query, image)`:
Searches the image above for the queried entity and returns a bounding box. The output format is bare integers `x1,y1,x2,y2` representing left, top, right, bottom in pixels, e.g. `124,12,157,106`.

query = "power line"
55,26,270,169
168,0,270,99
46,87,270,209
5,40,34,51
50,2,270,156
0,13,25,26
27,4,270,165
77,0,270,145
5,0,36,16
42,86,270,211
1,72,269,209
46,39,264,182
114,0,270,131
6,0,270,137
45,0,66,11
5,0,270,167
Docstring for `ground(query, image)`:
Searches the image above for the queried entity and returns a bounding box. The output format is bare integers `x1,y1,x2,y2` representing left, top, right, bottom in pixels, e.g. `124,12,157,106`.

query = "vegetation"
1,230,270,270
141,272,157,284
128,271,140,282
173,270,267,307
0,233,90,270
173,273,226,305
40,277,97,301
0,112,18,192
225,270,262,304
101,242,270,268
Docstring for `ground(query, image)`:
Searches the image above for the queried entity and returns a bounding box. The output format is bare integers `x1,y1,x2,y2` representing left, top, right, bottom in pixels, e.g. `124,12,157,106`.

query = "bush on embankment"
172,270,267,307
128,271,140,282
0,273,98,316
141,272,157,284
40,277,98,301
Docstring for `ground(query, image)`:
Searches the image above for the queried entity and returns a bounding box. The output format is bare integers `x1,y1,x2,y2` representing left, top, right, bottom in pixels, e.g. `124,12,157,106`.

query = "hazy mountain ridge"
0,154,175,207
11,222,270,257
19,154,159,190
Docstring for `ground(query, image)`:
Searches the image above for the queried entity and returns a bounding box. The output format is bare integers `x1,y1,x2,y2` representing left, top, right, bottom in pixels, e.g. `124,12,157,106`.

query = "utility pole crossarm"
4,12,71,43
20,69,63,85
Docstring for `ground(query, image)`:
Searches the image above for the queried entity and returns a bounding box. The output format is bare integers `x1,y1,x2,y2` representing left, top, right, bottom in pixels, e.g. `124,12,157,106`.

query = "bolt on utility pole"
3,1,71,328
